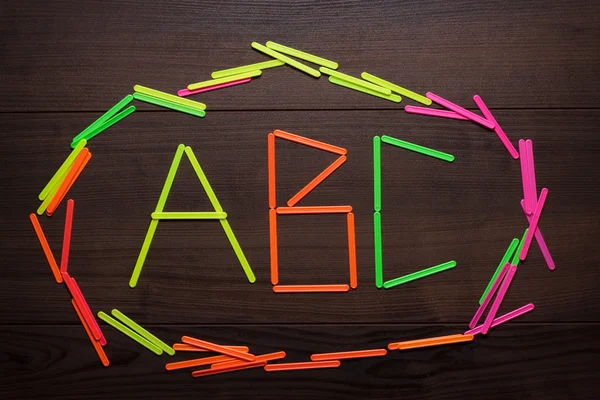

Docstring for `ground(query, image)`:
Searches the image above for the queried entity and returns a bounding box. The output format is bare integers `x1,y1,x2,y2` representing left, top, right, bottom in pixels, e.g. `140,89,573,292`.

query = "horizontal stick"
273,284,350,293
388,334,473,350
133,93,205,118
404,105,468,120
274,129,347,155
134,85,206,110
264,360,340,372
211,351,287,369
328,76,401,102
276,206,352,214
172,343,249,353
166,355,236,371
150,212,227,220
192,361,266,378
211,60,284,79
383,261,457,289
320,67,391,95
181,336,255,362
362,72,431,105
187,70,262,91
381,135,454,163
178,78,251,97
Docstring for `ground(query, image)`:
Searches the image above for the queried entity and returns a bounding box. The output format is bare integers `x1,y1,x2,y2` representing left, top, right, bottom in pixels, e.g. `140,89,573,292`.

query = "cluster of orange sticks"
268,129,358,292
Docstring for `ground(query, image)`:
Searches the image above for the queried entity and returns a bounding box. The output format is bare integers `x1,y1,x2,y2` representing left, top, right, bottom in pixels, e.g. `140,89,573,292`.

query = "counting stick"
383,261,457,289
273,285,350,293
287,155,346,206
320,68,391,95
37,164,71,215
251,42,321,78
479,238,519,304
187,71,262,91
178,78,251,97
526,140,538,208
374,136,381,211
220,219,256,283
192,361,267,378
482,265,518,335
426,92,495,129
276,206,352,214
111,309,175,356
465,303,535,335
469,263,510,329
266,41,338,69
347,212,358,289
381,135,454,163
133,93,206,118
97,311,162,355
520,188,549,260
184,146,224,212
71,300,109,367
38,139,87,201
46,149,90,216
273,130,347,155
166,355,236,371
181,336,256,362
211,351,287,369
311,348,387,361
268,133,276,209
404,106,468,121
519,140,533,214
150,212,227,220
47,150,91,216
511,229,528,267
361,72,431,105
29,214,62,283
328,76,402,102
269,209,279,285
374,212,383,288
388,334,473,350
472,95,519,159
60,199,75,274
73,106,136,147
211,60,284,79
264,360,340,372
520,200,555,270
172,343,250,353
71,95,133,144
134,85,206,110
63,274,105,343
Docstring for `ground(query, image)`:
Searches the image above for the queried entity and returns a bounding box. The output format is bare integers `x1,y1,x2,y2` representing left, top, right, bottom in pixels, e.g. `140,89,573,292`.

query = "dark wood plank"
1,1,599,111
1,324,598,400
1,109,598,324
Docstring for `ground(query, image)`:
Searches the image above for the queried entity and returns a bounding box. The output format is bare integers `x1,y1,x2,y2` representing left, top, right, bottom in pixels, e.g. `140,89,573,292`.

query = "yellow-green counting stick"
184,146,224,212
265,41,339,69
220,219,256,283
38,139,87,201
132,93,205,118
251,42,321,78
71,105,136,148
37,163,71,215
320,68,391,95
110,309,175,356
129,145,185,288
97,311,163,355
72,95,134,144
211,60,284,79
134,85,206,111
328,76,401,103
151,212,227,219
361,72,432,106
188,70,262,91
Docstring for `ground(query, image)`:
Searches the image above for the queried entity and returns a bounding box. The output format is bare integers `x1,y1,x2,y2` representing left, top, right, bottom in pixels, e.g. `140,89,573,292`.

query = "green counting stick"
151,212,227,219
511,229,529,267
185,146,224,212
478,238,519,305
72,94,134,144
133,93,205,118
251,42,321,78
320,67,391,95
97,311,163,355
211,60,284,79
110,309,175,356
38,139,87,201
71,105,136,148
374,212,383,288
188,70,262,91
265,41,339,70
374,136,382,212
383,261,457,289
220,219,256,283
328,76,401,103
361,72,432,106
381,135,454,163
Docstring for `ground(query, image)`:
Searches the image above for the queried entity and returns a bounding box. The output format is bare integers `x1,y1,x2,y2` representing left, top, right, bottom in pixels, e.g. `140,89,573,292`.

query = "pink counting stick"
520,200,555,270
472,95,519,159
482,265,518,335
518,140,533,214
426,92,495,129
465,303,534,336
60,199,75,273
177,78,251,97
468,263,510,329
520,188,549,261
526,139,538,208
62,273,106,344
404,106,469,121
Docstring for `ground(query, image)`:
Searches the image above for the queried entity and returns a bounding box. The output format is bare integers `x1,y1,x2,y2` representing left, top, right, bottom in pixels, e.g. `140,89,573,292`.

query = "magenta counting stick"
520,188,549,261
468,263,510,329
526,139,538,208
465,303,534,336
473,95,519,159
518,140,533,214
425,92,495,129
481,265,518,335
404,105,469,121
177,78,251,97
63,273,106,345
520,200,555,270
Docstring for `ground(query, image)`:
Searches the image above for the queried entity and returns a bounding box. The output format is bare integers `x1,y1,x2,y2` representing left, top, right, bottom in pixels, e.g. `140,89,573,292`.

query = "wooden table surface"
1,1,599,399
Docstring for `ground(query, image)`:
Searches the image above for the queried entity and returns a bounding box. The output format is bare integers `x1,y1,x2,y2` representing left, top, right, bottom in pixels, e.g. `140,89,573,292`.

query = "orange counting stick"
273,284,350,293
211,351,287,369
71,300,109,367
347,212,357,289
46,148,90,216
276,206,352,214
388,334,474,351
274,130,347,155
192,361,267,378
268,133,276,209
287,155,347,207
60,199,75,274
166,355,236,371
29,214,62,283
269,209,279,285
310,348,387,361
264,360,341,372
181,336,256,362
172,343,250,353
